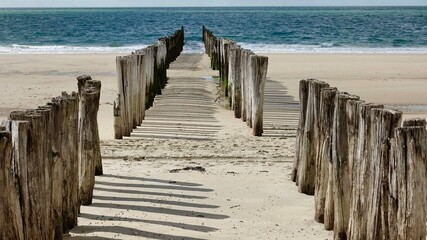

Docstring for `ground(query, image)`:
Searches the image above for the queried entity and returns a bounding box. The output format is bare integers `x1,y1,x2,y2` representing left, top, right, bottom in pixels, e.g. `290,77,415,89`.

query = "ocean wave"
0,44,149,54
1,42,427,54
238,43,427,54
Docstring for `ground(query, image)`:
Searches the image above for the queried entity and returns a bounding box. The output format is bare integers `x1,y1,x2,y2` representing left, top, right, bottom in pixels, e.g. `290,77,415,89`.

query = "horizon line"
0,5,426,9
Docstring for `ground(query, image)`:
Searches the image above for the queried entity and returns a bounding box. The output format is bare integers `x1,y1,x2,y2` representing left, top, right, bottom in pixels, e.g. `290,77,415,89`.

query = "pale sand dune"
0,53,425,239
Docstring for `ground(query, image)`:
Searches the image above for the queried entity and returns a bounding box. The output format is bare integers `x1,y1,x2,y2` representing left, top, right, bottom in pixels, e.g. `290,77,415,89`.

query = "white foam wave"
1,43,427,54
239,43,427,54
0,44,149,54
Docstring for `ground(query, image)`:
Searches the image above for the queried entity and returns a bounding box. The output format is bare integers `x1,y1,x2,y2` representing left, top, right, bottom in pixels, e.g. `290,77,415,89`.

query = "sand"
0,52,426,239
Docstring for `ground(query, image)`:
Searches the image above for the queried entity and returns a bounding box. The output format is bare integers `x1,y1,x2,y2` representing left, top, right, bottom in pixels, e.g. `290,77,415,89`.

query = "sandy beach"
0,52,426,239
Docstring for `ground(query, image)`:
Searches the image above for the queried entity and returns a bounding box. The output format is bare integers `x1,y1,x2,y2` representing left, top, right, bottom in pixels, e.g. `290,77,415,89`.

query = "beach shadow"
69,225,207,240
94,186,207,200
262,78,299,138
95,180,213,192
92,195,219,209
65,236,117,240
90,202,229,219
131,77,221,141
79,213,219,233
100,174,203,187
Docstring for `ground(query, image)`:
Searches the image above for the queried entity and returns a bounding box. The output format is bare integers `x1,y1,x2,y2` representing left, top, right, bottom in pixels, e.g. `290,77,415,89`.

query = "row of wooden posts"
292,79,427,240
0,76,102,240
202,26,268,136
114,27,185,139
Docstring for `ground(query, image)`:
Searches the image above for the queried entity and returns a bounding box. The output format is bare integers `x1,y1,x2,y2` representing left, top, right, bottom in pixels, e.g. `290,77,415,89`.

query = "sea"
0,7,426,54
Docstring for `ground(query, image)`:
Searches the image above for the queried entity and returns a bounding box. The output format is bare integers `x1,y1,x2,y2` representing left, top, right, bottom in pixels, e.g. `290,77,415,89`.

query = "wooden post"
62,92,80,231
0,130,24,240
228,45,236,109
393,126,426,240
346,103,383,239
46,100,64,240
245,51,255,127
77,76,102,176
10,110,50,239
291,80,309,183
78,81,101,205
366,109,402,240
233,47,242,119
314,87,337,224
298,79,330,195
250,55,268,136
331,93,359,240
119,56,130,137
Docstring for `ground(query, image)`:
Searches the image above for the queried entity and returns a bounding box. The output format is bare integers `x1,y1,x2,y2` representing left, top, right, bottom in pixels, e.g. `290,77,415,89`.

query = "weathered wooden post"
115,57,125,139
233,47,242,119
331,93,359,240
346,103,383,239
298,79,329,195
0,130,24,240
291,80,309,183
77,76,102,176
62,92,80,231
366,109,401,240
10,110,51,239
314,87,337,224
393,126,426,240
78,77,101,205
250,55,268,136
245,50,255,127
46,99,64,240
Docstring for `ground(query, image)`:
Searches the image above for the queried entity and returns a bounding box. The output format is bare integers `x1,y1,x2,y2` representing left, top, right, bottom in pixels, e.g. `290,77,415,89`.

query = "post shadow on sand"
79,213,219,233
94,186,207,200
262,78,300,137
101,174,204,187
92,195,219,209
68,225,207,240
66,236,117,240
131,77,222,141
94,180,213,192
90,202,229,220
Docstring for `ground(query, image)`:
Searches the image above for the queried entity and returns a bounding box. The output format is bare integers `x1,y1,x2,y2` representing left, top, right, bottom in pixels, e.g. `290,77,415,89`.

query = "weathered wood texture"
331,93,360,240
314,87,337,225
291,80,309,183
78,76,103,176
1,77,100,239
78,77,101,205
299,80,330,195
0,130,24,240
202,26,268,136
292,79,426,240
114,27,184,139
347,103,383,239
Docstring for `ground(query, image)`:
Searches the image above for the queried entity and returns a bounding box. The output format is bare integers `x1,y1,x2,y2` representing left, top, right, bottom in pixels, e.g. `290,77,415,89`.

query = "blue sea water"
0,7,426,54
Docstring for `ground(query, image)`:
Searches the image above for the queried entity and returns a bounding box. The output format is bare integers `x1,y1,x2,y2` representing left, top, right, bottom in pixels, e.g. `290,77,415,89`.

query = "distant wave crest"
1,42,427,54
0,44,149,54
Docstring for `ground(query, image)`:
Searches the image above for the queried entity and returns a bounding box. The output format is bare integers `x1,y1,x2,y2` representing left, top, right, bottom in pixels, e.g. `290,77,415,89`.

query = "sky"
0,0,426,8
